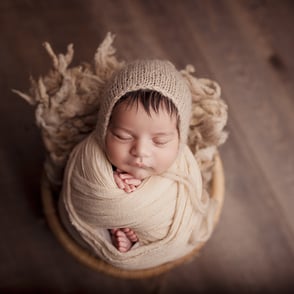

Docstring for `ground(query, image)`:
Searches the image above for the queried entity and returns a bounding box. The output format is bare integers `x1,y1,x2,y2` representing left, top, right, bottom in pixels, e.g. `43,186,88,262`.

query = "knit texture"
59,58,223,270
15,34,228,271
96,59,192,149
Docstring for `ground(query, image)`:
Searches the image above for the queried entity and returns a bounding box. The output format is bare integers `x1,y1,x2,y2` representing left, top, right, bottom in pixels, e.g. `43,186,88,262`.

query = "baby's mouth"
134,163,146,169
135,162,144,168
133,161,150,169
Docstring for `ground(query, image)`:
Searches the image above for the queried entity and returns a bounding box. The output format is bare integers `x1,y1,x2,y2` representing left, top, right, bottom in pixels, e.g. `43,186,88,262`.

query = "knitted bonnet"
96,59,192,149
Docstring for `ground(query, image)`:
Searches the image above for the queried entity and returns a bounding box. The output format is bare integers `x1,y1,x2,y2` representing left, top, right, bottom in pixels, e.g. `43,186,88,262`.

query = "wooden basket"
41,153,225,279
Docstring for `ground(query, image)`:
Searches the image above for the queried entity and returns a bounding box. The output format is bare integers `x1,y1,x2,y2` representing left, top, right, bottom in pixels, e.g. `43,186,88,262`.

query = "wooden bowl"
41,153,225,279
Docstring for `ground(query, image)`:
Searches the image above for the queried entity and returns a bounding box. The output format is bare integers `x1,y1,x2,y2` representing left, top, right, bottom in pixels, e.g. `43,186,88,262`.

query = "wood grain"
0,0,293,293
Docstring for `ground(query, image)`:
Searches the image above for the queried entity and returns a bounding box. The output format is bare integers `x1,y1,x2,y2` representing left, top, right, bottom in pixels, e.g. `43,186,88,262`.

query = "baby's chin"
128,167,154,180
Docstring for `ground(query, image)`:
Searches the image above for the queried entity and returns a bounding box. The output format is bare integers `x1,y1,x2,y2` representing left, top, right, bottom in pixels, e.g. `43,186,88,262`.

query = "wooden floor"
1,0,294,293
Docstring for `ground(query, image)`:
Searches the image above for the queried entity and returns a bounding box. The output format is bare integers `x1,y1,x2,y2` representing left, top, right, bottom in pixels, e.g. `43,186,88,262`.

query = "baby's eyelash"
114,133,133,140
153,139,169,146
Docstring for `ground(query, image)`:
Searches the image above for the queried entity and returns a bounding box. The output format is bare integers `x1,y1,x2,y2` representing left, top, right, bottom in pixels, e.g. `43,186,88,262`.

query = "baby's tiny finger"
129,185,136,192
114,173,125,189
119,173,133,180
125,178,141,186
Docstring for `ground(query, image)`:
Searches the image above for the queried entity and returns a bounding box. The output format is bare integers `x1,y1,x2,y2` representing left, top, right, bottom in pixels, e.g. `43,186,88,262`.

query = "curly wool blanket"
60,132,218,270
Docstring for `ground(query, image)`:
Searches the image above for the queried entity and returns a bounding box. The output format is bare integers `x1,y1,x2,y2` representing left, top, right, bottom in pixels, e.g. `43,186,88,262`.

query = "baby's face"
105,102,179,180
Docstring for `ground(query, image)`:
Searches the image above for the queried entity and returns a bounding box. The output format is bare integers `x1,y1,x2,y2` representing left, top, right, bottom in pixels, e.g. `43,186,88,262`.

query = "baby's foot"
110,228,138,252
121,228,138,243
111,229,133,253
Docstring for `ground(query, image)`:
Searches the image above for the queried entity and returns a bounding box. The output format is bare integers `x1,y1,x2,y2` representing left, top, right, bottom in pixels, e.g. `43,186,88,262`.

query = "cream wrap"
60,132,217,270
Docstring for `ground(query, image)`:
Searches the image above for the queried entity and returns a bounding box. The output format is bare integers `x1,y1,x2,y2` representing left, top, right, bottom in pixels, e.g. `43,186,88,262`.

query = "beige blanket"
60,132,217,270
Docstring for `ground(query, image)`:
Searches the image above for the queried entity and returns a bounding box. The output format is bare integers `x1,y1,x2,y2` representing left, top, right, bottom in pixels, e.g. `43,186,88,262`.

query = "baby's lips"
133,161,149,168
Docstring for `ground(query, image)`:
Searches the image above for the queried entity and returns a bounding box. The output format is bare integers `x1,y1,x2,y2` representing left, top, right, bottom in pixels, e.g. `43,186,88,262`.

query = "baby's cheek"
106,148,123,168
156,153,177,172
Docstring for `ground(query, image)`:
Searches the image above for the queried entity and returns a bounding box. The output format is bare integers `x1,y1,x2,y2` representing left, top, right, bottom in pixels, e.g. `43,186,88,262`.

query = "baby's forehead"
108,108,178,136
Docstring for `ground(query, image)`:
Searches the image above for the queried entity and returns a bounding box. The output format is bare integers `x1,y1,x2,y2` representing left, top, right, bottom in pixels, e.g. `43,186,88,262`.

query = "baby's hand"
113,169,142,193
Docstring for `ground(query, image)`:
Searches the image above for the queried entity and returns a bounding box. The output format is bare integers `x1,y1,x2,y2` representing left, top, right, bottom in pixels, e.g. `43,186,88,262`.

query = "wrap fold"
60,132,217,270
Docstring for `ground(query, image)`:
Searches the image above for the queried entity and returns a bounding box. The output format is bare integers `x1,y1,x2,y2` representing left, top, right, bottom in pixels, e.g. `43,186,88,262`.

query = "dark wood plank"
0,0,294,293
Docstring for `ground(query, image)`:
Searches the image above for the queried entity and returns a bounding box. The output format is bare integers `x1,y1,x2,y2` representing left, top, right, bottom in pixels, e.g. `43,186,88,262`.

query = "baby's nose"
131,139,151,158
